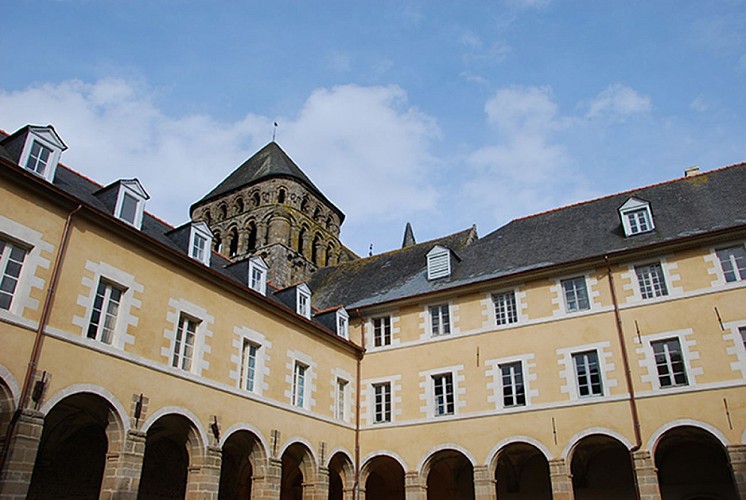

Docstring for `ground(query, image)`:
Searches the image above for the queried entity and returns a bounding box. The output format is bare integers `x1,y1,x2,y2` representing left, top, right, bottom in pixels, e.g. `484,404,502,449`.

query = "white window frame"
240,339,259,392
336,308,349,339
561,276,591,313
18,126,66,183
427,245,451,280
335,377,348,421
0,238,28,312
248,256,269,295
500,361,526,408
372,315,392,347
493,290,518,326
114,180,149,229
296,283,312,319
619,197,655,236
432,372,455,416
429,303,451,336
651,338,689,388
292,361,308,408
189,222,213,266
635,262,669,299
716,245,746,283
172,314,198,371
572,350,604,398
86,280,124,345
372,381,392,423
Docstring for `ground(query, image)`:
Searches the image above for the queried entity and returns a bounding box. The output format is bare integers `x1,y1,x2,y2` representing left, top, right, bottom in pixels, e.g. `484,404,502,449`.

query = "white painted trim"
324,446,355,468
562,427,634,460
39,383,130,433
484,435,553,466
0,364,21,408
417,443,477,477
141,405,208,454
361,450,409,475
647,419,730,454
277,436,319,467
218,422,270,457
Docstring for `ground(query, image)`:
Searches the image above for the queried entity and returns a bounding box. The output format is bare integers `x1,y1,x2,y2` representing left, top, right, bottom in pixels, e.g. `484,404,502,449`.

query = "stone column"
304,466,329,500
252,457,282,500
0,409,44,500
548,458,574,500
99,429,146,500
185,445,222,500
631,450,661,500
404,471,426,500
473,464,496,500
727,444,746,500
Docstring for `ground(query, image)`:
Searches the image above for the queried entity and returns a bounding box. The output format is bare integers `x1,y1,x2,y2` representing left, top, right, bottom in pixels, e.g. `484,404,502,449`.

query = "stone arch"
227,225,240,257
218,203,228,221
297,225,309,257
311,232,323,266
213,232,223,253
218,426,269,500
39,383,129,434
233,196,244,215
361,452,406,500
277,187,287,204
251,190,261,208
313,206,322,221
280,440,318,500
419,446,476,500
648,418,730,452
27,391,125,499
652,423,737,499
327,449,354,500
0,366,20,462
325,243,336,266
246,219,258,252
138,408,207,499
562,427,633,459
300,196,310,214
488,437,552,500
204,209,212,224
567,433,636,500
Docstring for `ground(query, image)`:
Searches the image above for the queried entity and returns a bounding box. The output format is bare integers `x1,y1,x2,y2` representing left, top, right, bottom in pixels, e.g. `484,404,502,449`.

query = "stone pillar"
404,471,426,500
343,484,355,500
631,450,661,500
474,464,496,500
252,457,282,500
304,466,329,500
0,409,44,500
185,446,222,500
727,444,746,500
548,458,574,500
99,429,146,500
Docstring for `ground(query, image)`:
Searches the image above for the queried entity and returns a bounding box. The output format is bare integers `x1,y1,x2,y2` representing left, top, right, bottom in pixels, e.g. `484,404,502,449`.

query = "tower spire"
402,222,416,248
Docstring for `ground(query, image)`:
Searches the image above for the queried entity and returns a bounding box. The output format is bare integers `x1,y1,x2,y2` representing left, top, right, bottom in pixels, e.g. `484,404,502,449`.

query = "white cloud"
586,84,652,119
0,79,440,254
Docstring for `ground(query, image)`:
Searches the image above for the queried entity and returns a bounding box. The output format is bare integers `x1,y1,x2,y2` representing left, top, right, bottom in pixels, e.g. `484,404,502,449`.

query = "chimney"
684,166,701,178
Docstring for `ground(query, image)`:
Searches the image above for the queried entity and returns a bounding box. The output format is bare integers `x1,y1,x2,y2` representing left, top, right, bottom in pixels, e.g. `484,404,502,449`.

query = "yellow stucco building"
0,124,744,499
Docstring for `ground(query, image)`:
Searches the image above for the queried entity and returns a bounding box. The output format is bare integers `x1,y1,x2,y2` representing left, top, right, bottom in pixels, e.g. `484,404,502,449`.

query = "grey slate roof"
310,163,746,310
191,142,345,221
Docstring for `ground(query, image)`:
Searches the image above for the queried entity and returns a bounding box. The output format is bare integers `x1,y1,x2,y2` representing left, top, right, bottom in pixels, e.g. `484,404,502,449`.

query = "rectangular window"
740,327,746,351
292,362,307,407
191,233,207,262
626,208,651,234
716,246,746,283
0,239,27,311
373,316,391,347
172,315,197,371
336,378,347,420
430,304,451,336
573,351,603,397
500,362,526,407
337,313,349,339
636,263,668,299
240,339,258,392
297,291,310,318
562,277,590,312
119,192,139,225
493,291,518,325
373,382,391,423
433,373,455,416
652,338,688,387
25,141,52,175
86,281,123,344
250,266,264,291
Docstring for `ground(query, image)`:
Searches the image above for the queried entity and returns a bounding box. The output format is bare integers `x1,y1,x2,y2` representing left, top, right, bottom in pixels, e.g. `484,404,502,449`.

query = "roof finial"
369,244,373,257
402,222,416,248
272,122,278,142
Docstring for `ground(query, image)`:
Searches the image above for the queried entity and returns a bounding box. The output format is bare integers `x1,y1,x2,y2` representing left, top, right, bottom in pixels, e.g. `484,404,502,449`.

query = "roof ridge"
514,161,746,222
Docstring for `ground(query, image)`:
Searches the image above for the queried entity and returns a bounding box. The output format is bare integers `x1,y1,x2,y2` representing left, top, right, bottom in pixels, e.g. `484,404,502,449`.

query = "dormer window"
427,245,451,280
114,179,149,229
296,283,311,319
17,125,67,183
189,222,213,266
248,256,269,295
619,198,654,237
336,308,349,339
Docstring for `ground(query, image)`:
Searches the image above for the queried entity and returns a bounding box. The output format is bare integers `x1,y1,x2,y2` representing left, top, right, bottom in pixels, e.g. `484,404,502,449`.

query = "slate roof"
309,163,746,310
191,142,345,221
308,226,478,309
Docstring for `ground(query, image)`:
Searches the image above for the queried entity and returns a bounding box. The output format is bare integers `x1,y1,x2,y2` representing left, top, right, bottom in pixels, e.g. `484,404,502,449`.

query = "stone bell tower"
190,142,357,289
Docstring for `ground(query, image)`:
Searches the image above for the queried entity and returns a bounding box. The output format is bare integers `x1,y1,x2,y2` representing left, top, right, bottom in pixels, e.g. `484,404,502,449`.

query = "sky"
2,1,746,257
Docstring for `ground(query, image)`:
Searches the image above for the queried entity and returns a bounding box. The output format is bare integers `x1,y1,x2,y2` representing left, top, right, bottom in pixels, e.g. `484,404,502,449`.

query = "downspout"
353,309,365,500
605,255,643,499
0,204,82,477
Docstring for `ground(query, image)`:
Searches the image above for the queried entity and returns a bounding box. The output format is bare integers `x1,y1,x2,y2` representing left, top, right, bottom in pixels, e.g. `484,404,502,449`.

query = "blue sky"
2,1,746,256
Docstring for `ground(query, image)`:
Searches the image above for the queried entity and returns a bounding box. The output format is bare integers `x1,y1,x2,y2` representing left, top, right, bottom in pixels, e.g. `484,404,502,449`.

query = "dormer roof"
191,142,345,221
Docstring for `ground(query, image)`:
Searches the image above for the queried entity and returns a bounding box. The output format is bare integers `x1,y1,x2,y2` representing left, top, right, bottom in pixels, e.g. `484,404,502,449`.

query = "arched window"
218,204,227,221
312,234,322,265
204,210,212,224
278,188,286,204
313,207,322,221
234,198,244,215
251,192,260,207
247,221,257,251
300,196,309,213
213,234,222,254
228,227,239,257
297,227,307,256
325,244,335,266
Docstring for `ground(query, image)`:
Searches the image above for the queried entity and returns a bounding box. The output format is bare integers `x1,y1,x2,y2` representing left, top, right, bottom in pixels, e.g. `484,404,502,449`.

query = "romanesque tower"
190,142,357,288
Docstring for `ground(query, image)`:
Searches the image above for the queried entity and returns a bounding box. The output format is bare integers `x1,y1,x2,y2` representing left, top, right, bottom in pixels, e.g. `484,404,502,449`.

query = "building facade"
0,123,745,500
